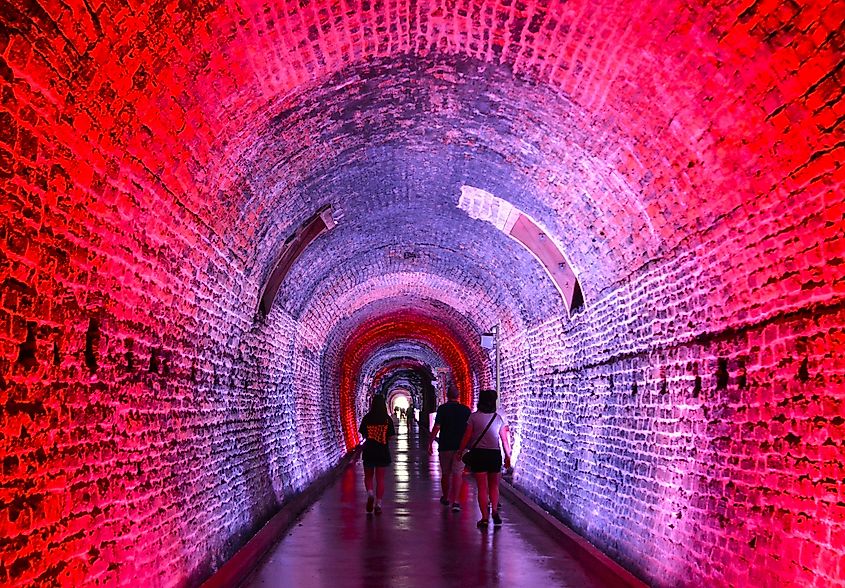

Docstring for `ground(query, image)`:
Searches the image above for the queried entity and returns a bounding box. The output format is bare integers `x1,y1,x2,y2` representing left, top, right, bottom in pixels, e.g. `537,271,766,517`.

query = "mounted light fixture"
458,186,585,315
258,205,337,317
480,325,500,392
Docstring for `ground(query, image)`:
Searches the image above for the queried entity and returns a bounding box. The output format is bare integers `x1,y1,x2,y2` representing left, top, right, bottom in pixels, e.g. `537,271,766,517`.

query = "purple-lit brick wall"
510,248,844,587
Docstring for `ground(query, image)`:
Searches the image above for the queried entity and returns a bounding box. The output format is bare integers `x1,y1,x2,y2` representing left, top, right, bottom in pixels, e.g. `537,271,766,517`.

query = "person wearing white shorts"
428,383,471,511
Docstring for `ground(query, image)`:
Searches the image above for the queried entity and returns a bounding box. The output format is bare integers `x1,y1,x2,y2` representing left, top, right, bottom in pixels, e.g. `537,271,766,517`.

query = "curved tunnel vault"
1,0,843,587
325,302,485,450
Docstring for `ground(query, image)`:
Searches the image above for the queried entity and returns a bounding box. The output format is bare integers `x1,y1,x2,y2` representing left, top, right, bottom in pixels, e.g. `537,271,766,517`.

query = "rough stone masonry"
0,0,843,586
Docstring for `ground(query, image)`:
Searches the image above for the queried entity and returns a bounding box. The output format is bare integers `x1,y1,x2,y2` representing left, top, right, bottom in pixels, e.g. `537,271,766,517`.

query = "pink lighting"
508,214,584,313
458,185,584,312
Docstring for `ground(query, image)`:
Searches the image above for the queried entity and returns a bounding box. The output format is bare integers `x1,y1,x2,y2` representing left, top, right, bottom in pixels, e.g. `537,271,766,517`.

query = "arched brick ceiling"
322,297,490,381
365,350,444,385
362,345,447,394
6,0,833,365
296,272,518,339
281,225,561,325
238,56,655,299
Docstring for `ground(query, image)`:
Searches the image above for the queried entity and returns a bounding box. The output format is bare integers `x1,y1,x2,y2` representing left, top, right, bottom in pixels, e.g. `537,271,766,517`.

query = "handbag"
461,414,497,468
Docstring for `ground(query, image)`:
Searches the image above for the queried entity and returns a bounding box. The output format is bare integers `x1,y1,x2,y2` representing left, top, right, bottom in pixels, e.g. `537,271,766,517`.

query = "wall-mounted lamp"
435,367,451,402
480,325,500,392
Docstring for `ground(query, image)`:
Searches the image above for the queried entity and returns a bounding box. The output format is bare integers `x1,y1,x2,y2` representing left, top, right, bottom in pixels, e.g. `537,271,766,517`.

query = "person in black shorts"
428,382,471,511
458,389,512,528
359,394,396,514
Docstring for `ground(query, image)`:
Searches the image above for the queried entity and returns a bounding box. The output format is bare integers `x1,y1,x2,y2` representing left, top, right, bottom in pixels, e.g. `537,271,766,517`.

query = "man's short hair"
446,382,460,400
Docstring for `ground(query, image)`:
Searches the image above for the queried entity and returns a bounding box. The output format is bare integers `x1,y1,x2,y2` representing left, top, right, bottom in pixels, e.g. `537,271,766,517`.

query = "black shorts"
362,443,391,468
470,448,502,473
363,456,391,468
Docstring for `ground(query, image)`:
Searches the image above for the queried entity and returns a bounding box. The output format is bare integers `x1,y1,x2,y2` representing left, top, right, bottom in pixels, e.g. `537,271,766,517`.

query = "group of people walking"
358,384,512,528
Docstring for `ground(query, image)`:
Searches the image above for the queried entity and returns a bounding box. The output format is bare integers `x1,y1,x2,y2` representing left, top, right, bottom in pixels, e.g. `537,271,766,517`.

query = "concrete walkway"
245,419,608,588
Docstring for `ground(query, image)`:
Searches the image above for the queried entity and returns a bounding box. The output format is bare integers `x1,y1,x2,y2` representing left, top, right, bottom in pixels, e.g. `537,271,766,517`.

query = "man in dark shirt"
428,382,471,511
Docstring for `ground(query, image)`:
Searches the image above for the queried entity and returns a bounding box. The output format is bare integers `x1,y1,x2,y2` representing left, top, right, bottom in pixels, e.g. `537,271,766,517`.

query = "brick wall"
2,0,843,586
0,11,342,578
510,229,845,586
0,165,340,587
0,177,342,587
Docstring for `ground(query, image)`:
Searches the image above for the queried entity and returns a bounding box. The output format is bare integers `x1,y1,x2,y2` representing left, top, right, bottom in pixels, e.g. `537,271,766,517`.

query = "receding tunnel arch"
387,389,412,415
360,353,442,419
372,358,434,396
297,274,527,352
370,359,434,418
326,304,485,451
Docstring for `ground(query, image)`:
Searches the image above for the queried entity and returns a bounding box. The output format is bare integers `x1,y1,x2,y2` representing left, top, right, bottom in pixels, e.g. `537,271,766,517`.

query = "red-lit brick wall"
0,185,340,587
0,239,329,585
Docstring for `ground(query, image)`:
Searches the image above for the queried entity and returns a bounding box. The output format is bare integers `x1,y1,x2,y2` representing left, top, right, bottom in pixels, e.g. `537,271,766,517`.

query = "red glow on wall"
337,311,475,450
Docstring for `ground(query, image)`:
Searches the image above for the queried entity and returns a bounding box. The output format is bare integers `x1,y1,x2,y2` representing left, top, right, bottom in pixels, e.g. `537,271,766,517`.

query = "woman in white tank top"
458,389,512,527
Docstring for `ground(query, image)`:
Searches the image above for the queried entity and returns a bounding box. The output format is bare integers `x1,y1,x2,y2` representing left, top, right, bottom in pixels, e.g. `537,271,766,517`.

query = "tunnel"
0,0,843,586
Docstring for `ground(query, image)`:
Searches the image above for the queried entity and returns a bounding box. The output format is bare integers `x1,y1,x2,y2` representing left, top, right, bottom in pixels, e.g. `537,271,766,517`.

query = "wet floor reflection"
247,418,607,587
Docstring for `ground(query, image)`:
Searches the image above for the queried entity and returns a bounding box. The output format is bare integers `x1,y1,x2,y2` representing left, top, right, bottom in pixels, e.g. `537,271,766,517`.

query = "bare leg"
448,464,463,503
375,467,386,502
474,472,489,520
364,467,374,493
440,463,450,499
488,472,500,513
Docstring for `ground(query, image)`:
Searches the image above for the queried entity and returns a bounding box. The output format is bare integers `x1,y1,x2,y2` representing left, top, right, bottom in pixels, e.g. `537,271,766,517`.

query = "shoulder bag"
461,414,497,469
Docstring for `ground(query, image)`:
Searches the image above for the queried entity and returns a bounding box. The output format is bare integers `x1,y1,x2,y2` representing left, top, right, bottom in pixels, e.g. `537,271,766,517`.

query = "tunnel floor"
244,419,608,588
